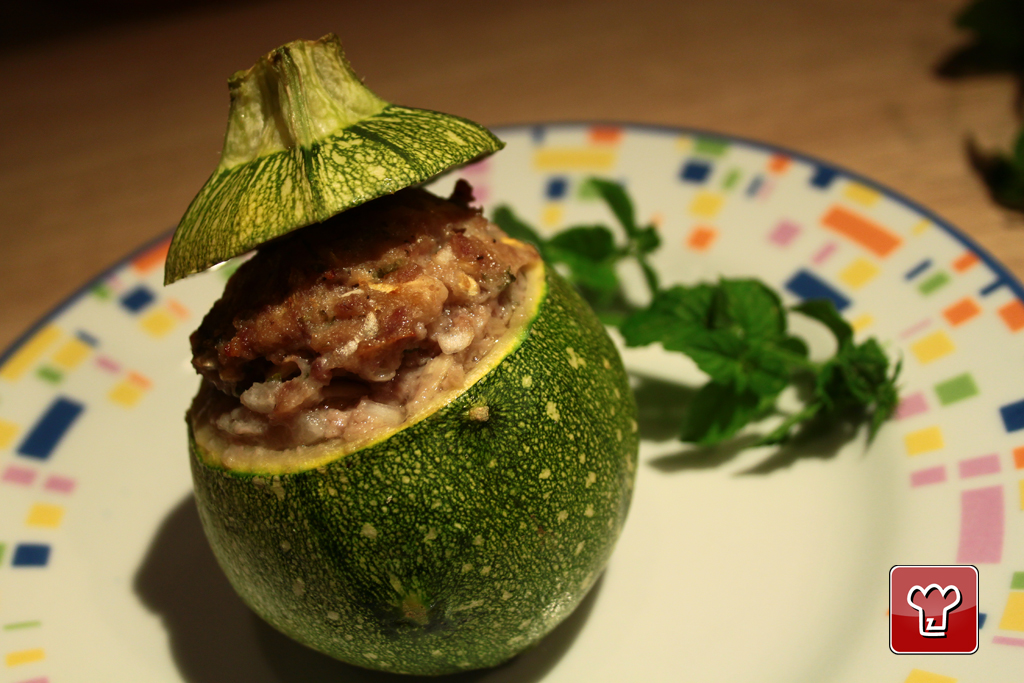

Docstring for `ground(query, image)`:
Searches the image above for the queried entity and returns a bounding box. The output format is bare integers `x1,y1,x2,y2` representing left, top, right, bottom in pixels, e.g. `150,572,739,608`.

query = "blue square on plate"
999,399,1024,432
120,285,155,314
545,177,568,200
12,544,50,567
810,165,838,189
680,160,711,183
17,396,84,461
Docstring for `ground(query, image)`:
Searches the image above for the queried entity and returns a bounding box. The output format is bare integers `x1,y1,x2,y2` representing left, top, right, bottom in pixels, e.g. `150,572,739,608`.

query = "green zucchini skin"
189,268,639,675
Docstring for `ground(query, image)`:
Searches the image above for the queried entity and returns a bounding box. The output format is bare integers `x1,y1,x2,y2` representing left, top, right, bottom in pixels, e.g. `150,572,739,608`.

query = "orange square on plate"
943,298,980,327
1013,446,1024,469
768,154,790,173
687,226,717,251
952,251,979,273
999,299,1024,332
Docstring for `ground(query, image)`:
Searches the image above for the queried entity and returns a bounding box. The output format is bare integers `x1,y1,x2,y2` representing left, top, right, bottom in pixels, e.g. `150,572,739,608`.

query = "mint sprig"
495,178,900,447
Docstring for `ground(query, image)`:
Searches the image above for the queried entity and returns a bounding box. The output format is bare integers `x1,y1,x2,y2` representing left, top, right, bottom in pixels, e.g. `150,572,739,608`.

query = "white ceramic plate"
0,123,1020,682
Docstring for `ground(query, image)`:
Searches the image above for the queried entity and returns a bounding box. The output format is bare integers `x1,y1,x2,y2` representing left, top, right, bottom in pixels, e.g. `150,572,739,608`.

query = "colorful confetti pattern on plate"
0,124,1020,681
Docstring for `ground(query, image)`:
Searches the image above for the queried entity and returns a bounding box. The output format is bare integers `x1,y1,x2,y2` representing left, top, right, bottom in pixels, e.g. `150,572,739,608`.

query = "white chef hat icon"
907,584,962,637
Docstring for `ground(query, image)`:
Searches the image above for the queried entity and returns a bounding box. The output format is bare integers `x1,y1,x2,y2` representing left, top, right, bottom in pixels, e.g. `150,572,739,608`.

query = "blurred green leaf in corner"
940,0,1024,211
967,127,1024,211
938,0,1024,78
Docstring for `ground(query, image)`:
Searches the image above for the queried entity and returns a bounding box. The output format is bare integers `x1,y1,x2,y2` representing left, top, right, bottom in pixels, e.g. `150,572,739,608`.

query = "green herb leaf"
492,206,547,255
619,284,715,347
818,337,901,418
585,177,661,295
713,279,787,342
587,178,640,237
869,357,902,440
544,226,620,294
621,280,801,398
548,225,617,261
777,335,810,359
633,225,661,255
672,329,750,387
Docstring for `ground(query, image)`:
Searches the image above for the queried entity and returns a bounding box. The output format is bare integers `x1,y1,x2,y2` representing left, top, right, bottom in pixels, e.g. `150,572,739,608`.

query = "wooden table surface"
1,0,1019,352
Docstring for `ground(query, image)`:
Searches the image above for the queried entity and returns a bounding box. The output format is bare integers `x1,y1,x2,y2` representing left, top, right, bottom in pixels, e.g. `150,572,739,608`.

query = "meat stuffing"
189,180,540,451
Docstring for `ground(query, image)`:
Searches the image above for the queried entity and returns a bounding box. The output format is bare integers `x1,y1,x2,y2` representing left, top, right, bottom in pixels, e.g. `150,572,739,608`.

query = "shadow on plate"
632,373,862,475
135,494,602,682
632,374,698,443
648,412,862,476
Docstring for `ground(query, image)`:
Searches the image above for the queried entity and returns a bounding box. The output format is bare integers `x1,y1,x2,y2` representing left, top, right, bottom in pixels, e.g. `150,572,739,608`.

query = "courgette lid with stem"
164,33,505,284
